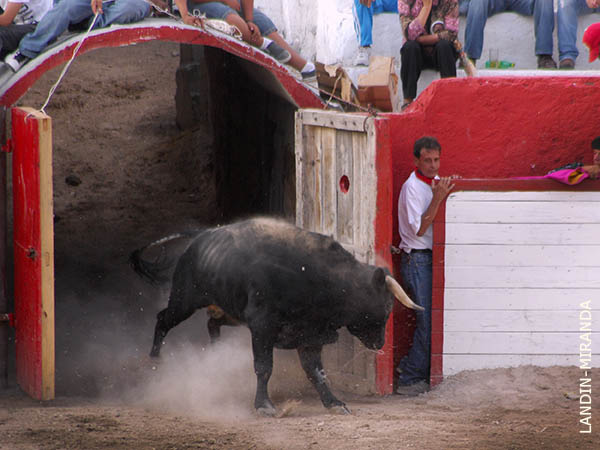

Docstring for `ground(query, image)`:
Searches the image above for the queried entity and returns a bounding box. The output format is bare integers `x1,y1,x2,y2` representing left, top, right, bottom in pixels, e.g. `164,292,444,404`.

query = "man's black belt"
410,249,432,253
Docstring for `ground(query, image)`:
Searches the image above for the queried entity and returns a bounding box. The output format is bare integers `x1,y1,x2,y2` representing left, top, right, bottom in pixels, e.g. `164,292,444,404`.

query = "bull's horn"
385,275,425,311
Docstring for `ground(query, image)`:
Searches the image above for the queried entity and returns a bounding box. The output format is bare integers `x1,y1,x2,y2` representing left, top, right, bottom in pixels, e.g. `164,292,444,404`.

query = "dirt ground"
1,41,598,449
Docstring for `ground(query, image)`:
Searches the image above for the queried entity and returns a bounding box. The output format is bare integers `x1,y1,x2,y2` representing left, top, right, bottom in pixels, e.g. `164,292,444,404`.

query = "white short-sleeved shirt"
1,0,52,25
397,171,438,252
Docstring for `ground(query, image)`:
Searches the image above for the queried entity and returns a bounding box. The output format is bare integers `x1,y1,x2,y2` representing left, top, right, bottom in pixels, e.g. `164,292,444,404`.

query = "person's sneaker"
559,58,575,70
353,46,370,66
5,51,30,72
537,54,557,69
396,380,429,396
265,41,291,64
301,69,316,81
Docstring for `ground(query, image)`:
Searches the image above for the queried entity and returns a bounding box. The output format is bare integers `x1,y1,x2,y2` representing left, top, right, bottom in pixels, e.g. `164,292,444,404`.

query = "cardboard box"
357,56,399,112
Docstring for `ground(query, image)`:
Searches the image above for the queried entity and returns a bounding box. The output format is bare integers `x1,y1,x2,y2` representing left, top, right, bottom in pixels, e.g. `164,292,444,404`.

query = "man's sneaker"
537,54,557,69
265,41,291,64
354,46,370,66
5,51,30,72
396,380,430,396
559,58,575,69
301,69,316,81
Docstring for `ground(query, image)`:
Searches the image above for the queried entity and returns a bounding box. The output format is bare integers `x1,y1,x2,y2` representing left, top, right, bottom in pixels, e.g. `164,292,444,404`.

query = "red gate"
12,107,54,400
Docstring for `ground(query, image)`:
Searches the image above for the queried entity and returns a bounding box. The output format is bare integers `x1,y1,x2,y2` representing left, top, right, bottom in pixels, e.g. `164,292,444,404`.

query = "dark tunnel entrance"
4,40,300,396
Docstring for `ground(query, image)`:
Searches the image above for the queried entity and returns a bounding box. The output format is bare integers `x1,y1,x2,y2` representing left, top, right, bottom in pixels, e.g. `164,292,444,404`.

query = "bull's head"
347,268,424,350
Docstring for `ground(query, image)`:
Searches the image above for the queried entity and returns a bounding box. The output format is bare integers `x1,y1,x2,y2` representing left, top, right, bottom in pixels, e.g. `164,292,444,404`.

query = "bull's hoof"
331,404,352,415
256,405,277,417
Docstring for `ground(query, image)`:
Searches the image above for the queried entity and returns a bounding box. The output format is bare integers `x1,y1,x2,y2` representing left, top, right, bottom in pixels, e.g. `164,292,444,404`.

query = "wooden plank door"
295,109,395,394
12,107,55,400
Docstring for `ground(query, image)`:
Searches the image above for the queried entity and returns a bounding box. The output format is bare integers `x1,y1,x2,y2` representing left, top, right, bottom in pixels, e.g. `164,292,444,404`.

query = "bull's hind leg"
250,333,277,416
150,296,197,357
297,345,351,414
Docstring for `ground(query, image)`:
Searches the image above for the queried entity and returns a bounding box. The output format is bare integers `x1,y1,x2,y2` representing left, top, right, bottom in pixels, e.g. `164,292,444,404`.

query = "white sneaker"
5,51,30,72
353,47,370,66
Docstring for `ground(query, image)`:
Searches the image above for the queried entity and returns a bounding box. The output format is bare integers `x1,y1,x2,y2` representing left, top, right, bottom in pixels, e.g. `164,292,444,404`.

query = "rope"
39,13,100,114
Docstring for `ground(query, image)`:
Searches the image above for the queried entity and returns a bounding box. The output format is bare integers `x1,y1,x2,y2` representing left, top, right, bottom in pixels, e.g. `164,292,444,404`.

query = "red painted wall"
388,75,600,245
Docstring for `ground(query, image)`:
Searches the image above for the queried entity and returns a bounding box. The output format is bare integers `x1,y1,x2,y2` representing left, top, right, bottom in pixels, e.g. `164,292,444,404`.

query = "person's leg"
397,251,432,385
433,39,458,78
400,40,424,106
247,8,303,70
529,0,555,56
464,0,504,60
353,0,374,47
557,0,595,64
94,0,151,28
266,32,307,71
18,0,94,58
0,24,36,59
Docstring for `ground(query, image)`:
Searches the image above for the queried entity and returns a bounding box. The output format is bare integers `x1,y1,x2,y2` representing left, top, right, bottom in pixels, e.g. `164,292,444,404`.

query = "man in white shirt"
396,136,455,395
0,0,51,58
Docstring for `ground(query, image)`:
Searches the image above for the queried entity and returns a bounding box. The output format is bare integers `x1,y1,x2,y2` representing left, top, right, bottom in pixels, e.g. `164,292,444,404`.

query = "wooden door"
12,107,55,400
295,109,395,394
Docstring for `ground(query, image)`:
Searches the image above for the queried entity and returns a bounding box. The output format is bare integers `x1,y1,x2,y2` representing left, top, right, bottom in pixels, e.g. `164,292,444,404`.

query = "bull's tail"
129,231,199,285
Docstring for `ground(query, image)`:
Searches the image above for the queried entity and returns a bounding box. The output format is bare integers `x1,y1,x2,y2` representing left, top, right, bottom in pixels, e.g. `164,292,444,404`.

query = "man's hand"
182,14,204,28
436,30,453,41
582,165,600,179
360,0,373,6
91,0,103,14
247,21,261,45
586,0,600,9
431,177,456,202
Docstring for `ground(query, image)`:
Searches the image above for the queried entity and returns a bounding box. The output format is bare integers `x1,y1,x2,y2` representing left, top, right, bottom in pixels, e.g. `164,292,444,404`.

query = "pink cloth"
514,168,590,185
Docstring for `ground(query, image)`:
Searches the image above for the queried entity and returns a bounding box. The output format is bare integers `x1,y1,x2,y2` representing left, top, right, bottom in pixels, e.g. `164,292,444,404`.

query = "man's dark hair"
414,136,441,158
592,136,600,150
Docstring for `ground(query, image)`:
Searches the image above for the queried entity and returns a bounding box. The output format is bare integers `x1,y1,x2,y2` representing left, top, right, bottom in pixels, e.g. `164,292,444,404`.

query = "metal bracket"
0,313,14,327
1,138,12,153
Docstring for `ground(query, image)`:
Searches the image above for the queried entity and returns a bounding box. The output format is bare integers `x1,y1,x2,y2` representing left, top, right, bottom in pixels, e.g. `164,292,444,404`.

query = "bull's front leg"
297,345,351,414
251,333,277,416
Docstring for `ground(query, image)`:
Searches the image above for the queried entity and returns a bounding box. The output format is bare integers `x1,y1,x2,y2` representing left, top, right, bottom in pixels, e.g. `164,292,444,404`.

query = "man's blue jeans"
460,0,554,60
557,0,599,62
397,250,432,386
353,0,398,47
19,0,150,58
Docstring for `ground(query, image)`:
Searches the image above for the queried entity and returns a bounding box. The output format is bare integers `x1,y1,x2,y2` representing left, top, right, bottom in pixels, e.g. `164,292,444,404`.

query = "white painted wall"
442,190,600,375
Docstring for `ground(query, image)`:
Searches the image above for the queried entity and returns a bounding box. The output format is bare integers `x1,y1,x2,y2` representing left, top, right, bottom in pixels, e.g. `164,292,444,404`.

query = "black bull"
131,218,422,415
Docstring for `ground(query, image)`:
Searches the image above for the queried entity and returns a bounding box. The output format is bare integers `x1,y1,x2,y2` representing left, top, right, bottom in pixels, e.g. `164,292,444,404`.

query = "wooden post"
12,107,55,400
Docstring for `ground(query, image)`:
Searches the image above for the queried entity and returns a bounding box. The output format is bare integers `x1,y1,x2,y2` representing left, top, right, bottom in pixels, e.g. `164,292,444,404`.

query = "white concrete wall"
256,1,600,95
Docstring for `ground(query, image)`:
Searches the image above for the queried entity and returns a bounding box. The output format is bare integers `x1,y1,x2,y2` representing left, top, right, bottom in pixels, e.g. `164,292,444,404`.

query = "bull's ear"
372,267,386,288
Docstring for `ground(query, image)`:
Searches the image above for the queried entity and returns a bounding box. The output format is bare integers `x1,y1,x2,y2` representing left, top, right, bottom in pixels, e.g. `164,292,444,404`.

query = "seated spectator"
460,0,556,69
176,0,316,80
353,0,398,66
0,0,52,59
4,0,151,71
557,0,600,69
583,21,600,62
398,0,459,110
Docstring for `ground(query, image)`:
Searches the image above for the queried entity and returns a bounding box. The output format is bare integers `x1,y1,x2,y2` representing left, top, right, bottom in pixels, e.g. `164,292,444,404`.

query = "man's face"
415,148,441,179
593,149,600,166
